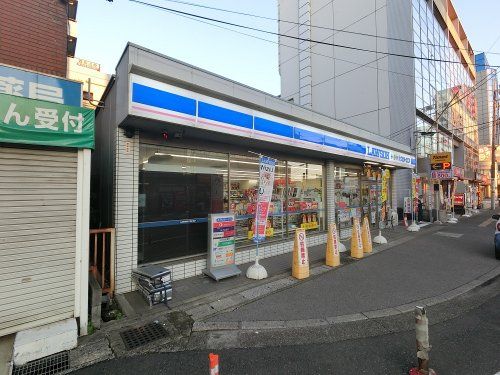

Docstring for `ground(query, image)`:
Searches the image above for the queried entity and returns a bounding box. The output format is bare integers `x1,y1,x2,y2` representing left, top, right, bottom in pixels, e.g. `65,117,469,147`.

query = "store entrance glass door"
361,179,381,228
138,146,228,264
138,171,225,263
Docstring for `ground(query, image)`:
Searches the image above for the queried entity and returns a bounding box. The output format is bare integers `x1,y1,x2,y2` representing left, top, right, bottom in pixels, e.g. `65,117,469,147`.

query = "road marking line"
479,218,494,227
434,232,463,238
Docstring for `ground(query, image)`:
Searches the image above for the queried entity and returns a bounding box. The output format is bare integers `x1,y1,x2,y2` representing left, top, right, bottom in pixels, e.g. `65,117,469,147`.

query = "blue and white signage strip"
0,64,82,106
129,74,415,168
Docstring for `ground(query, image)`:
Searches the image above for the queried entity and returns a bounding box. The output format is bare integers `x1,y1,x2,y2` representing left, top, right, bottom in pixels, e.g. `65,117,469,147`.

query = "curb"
192,264,500,333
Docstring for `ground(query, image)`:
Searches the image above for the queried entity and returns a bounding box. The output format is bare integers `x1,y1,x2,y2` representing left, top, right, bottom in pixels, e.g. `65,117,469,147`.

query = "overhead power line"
129,0,500,70
390,77,495,142
388,70,496,140
156,0,500,57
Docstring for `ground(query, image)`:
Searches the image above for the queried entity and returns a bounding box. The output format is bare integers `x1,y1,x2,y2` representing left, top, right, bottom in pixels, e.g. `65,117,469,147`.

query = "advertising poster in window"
254,156,276,243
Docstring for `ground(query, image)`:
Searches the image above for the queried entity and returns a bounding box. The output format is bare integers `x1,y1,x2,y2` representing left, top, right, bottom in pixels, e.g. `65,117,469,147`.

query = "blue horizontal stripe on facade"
132,83,196,116
294,128,324,145
324,135,348,150
138,218,208,229
131,82,414,167
198,101,253,129
347,142,366,154
254,117,294,138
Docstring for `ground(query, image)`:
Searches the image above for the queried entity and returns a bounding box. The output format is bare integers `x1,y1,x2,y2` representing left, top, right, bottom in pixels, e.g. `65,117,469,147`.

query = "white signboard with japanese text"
203,213,241,281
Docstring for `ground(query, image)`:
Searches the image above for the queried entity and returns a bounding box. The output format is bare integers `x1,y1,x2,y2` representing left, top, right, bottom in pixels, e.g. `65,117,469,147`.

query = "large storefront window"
335,167,362,240
287,162,324,234
138,144,325,263
138,145,229,263
229,155,288,245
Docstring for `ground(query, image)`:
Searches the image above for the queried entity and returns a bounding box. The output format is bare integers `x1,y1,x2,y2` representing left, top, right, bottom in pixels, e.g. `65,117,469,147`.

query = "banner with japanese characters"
381,168,390,203
253,156,276,243
0,93,94,149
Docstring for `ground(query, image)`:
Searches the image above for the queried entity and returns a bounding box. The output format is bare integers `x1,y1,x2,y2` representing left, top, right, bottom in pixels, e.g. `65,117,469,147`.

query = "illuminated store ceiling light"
364,161,380,165
167,154,228,162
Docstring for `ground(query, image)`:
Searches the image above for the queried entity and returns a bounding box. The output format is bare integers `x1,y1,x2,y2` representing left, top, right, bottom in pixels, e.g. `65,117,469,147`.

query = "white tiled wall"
326,161,336,226
114,129,139,294
165,232,328,281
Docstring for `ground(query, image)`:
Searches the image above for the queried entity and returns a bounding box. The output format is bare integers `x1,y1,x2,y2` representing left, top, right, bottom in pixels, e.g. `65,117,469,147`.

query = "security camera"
123,127,135,138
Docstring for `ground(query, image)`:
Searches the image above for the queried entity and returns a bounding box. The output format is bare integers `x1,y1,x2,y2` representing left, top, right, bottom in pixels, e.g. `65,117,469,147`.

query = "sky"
77,0,500,96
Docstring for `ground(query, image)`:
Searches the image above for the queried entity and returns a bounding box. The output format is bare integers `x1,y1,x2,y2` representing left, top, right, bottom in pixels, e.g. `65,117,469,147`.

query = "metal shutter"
0,147,78,336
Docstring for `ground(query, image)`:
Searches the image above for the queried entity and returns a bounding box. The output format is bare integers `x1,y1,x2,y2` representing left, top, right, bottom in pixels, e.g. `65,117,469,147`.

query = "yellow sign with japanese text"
430,152,451,164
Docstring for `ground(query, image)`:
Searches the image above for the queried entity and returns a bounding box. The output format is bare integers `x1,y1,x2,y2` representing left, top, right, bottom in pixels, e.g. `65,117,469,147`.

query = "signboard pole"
246,153,276,280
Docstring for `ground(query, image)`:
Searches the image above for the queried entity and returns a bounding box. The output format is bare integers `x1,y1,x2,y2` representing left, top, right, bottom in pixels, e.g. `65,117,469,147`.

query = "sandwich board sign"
203,213,241,281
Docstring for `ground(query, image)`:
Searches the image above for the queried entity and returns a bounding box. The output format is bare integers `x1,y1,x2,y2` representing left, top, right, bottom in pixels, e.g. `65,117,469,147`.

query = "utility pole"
491,88,497,210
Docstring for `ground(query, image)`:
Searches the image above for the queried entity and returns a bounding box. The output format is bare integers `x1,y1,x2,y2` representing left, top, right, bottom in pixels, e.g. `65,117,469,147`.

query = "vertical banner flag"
381,169,390,203
412,174,417,199
254,156,276,243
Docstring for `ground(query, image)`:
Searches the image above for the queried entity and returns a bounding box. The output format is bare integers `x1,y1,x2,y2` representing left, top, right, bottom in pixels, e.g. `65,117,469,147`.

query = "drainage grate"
120,322,169,350
12,351,69,375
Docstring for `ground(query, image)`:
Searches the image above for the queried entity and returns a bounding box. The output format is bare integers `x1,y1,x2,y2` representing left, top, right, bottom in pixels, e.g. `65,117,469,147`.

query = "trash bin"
132,265,172,307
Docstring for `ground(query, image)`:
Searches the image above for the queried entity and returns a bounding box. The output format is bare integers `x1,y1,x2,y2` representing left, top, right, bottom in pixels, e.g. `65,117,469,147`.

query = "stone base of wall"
162,232,328,281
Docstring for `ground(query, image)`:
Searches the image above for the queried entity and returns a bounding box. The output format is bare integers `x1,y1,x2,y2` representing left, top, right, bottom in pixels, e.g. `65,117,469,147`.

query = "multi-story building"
67,57,111,109
0,0,77,77
0,0,93,368
278,0,479,216
475,52,498,200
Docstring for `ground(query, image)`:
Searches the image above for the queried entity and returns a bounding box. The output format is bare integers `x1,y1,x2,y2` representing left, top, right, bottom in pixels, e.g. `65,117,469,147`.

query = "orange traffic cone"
292,228,310,279
350,217,364,259
361,216,372,253
209,353,219,375
326,223,340,267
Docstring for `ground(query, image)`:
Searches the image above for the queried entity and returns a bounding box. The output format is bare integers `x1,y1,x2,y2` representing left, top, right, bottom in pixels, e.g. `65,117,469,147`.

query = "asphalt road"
209,213,500,321
74,289,500,374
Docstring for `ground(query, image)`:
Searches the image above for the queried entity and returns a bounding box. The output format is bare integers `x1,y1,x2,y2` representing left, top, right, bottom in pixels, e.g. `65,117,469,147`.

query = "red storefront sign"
453,193,465,206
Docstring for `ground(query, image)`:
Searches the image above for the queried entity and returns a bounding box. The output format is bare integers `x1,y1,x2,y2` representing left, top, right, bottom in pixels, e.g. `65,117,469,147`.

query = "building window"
138,144,325,263
335,167,362,240
138,145,229,263
229,155,289,245
286,162,324,235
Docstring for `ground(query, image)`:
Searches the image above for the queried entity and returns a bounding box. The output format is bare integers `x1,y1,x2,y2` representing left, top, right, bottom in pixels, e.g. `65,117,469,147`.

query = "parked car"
492,214,500,259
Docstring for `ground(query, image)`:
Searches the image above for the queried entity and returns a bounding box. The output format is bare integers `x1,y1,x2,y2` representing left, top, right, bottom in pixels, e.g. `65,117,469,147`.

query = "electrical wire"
125,0,494,150
156,0,500,57
128,0,500,69
389,70,496,140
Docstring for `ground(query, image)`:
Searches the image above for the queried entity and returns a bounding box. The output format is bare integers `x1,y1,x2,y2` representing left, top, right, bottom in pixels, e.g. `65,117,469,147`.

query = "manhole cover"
12,351,69,375
120,322,169,350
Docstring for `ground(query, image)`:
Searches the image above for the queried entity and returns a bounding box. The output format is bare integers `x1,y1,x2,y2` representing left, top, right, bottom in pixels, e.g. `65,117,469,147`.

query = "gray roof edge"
120,43,411,154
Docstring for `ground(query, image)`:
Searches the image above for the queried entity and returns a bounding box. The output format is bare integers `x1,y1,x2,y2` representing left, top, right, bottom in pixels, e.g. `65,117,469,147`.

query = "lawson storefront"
94,44,415,294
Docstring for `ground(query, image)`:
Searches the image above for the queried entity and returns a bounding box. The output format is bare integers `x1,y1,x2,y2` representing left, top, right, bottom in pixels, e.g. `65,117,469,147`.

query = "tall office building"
475,52,499,199
278,0,479,213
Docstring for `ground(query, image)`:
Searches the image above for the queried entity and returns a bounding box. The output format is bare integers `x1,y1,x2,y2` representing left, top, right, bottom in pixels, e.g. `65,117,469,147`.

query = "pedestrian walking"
417,196,423,223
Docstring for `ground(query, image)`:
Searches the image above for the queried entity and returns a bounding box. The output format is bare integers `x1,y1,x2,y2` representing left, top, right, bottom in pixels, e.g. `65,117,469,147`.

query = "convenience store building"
94,44,415,293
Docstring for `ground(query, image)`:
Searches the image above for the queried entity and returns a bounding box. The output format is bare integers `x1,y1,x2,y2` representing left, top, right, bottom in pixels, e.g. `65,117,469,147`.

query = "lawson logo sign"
366,146,391,160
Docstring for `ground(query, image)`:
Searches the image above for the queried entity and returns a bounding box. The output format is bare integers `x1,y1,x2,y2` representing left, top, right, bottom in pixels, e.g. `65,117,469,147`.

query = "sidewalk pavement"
121,222,419,317
68,211,500,372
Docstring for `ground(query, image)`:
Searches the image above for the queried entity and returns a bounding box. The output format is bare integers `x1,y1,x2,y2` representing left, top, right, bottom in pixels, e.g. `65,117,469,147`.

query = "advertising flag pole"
246,152,270,280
